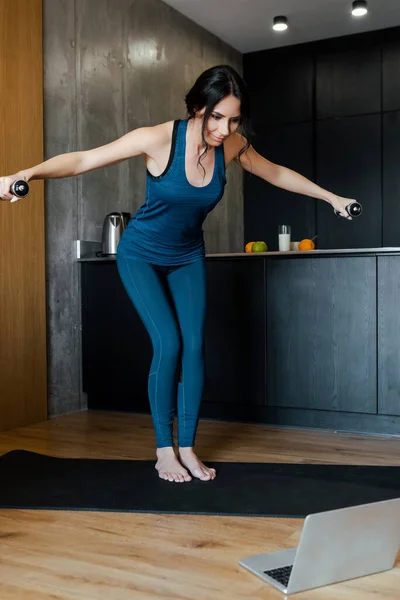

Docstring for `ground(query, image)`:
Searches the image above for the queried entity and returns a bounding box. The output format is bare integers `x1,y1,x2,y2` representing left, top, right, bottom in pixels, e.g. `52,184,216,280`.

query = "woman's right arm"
0,125,165,200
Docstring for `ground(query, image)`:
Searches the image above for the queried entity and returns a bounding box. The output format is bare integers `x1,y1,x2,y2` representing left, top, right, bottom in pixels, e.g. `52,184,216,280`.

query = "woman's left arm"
229,136,356,219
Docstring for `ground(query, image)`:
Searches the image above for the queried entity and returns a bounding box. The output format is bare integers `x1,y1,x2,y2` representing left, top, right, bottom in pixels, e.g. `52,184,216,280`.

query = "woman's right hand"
0,176,18,201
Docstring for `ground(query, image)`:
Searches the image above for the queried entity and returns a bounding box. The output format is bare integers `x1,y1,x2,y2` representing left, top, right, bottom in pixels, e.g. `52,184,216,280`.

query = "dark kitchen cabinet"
383,111,400,247
81,262,152,412
266,256,377,413
244,121,315,251
81,251,400,435
243,51,313,127
316,114,381,250
203,258,266,406
316,45,381,119
382,40,400,112
378,256,400,416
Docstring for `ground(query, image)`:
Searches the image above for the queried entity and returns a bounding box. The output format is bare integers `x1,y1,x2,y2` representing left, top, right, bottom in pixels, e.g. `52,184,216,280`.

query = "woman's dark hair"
185,65,253,174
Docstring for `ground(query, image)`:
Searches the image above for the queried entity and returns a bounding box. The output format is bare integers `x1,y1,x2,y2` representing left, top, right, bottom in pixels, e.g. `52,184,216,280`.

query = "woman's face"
198,94,241,146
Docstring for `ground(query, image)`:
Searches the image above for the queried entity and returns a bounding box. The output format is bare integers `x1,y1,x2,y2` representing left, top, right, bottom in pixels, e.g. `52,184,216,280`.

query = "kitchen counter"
78,247,400,262
80,251,400,436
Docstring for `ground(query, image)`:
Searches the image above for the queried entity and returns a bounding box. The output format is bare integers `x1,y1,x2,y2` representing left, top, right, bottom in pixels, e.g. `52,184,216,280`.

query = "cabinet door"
203,259,266,406
81,263,152,411
244,122,315,251
243,51,313,127
378,256,400,416
383,40,400,112
267,257,377,413
383,111,400,247
316,115,381,249
316,46,381,119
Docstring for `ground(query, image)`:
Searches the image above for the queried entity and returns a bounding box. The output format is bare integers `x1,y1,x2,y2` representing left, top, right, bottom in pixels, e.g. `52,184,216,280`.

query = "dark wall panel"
316,46,381,119
383,41,400,112
316,115,381,249
244,122,315,250
244,28,400,251
243,51,313,126
383,111,400,246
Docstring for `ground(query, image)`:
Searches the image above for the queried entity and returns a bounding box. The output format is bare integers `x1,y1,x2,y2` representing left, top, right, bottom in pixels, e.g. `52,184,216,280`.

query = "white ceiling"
162,0,400,53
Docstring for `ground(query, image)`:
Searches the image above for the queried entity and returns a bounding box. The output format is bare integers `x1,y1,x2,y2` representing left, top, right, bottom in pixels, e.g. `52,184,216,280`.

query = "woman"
0,65,355,484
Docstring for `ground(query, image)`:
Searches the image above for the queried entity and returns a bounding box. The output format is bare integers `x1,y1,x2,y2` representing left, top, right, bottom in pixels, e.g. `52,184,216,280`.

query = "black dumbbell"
10,180,30,202
334,201,362,219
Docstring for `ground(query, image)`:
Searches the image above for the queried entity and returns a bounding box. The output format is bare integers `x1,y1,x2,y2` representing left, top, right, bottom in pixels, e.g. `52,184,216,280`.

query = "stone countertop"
78,247,400,262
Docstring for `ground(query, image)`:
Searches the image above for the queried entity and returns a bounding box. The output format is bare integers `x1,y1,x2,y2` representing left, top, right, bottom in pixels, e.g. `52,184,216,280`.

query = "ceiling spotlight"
352,1,368,17
273,16,288,32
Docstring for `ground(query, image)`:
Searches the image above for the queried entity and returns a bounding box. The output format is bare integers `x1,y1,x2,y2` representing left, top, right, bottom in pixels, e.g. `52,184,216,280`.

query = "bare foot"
155,447,192,483
178,447,216,481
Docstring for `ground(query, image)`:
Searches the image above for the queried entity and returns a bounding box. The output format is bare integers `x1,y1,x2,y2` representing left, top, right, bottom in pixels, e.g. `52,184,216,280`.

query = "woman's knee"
184,335,204,360
153,328,181,363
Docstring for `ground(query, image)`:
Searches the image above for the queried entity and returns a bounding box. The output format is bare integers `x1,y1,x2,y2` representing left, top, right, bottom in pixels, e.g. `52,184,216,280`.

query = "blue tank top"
117,119,226,266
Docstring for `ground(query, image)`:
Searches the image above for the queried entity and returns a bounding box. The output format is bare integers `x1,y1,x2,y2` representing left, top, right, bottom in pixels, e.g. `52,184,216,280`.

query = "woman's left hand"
329,194,356,220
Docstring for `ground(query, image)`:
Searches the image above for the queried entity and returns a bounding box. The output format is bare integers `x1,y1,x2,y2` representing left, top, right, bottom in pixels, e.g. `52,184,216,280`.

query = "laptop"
239,498,400,595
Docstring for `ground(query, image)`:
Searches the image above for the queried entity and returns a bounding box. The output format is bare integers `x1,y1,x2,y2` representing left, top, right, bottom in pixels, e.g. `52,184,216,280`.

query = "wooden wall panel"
0,0,47,430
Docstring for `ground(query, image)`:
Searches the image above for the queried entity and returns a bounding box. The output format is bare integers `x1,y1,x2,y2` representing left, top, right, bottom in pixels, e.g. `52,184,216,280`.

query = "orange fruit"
298,238,315,251
245,241,255,253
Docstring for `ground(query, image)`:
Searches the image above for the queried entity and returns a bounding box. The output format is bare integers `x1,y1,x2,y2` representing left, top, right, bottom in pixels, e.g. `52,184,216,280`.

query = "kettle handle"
110,214,121,227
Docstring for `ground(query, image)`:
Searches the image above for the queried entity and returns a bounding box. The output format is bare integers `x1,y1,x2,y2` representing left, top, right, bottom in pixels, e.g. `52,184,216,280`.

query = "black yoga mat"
1,450,399,518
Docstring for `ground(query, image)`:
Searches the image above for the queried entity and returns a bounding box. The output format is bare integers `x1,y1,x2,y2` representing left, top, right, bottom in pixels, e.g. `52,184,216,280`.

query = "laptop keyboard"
263,565,293,587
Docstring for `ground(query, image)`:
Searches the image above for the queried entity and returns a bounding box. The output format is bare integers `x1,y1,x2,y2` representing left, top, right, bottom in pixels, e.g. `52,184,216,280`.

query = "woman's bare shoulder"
223,133,248,166
144,120,176,147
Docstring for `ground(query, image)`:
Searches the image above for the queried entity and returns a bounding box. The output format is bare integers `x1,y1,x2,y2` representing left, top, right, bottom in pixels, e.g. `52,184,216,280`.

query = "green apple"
251,241,268,252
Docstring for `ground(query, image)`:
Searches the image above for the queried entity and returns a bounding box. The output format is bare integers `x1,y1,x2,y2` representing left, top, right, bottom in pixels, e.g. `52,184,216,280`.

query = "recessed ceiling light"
273,16,288,32
352,1,368,17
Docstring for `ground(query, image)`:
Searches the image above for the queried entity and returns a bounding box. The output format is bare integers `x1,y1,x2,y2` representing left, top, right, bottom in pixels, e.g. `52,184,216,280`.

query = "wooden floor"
0,411,399,599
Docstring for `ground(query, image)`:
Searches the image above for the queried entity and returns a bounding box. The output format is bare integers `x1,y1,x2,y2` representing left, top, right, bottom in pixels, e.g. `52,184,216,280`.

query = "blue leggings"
116,256,207,448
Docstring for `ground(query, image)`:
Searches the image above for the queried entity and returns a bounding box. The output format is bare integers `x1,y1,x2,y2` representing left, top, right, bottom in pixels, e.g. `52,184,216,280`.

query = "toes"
193,468,211,481
201,468,216,480
159,470,191,482
199,466,216,480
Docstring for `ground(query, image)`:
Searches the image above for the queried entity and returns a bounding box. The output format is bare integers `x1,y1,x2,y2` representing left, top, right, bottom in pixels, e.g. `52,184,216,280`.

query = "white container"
278,225,291,251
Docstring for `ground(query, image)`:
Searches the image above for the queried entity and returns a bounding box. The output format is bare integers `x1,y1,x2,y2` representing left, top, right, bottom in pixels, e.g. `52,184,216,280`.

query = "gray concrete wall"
43,0,243,416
